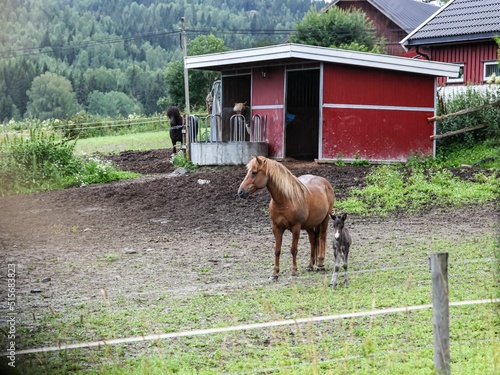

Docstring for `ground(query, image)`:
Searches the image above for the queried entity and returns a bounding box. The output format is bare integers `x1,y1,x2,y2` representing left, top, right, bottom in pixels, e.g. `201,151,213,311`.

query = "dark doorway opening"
285,69,320,160
222,74,251,141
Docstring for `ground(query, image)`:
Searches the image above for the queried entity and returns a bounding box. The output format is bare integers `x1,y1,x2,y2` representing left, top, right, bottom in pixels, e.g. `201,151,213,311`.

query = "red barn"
327,0,439,56
185,43,459,163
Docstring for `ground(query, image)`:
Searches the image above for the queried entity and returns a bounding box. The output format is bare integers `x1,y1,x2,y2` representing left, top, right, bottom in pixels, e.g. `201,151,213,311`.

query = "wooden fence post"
431,252,450,375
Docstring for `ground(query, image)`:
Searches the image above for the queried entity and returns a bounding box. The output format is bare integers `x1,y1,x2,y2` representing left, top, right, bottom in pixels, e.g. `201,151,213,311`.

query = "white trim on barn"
185,43,461,78
323,103,435,112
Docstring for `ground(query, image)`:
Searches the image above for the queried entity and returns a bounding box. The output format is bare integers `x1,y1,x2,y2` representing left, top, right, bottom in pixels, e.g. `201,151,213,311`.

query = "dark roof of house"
402,0,500,47
327,0,439,33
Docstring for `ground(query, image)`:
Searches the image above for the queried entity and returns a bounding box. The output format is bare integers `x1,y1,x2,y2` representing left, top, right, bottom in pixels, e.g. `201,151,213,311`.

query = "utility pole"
181,17,191,160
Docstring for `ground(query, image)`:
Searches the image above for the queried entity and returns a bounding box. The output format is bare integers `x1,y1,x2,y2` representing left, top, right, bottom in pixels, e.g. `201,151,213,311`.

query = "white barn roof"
185,43,460,78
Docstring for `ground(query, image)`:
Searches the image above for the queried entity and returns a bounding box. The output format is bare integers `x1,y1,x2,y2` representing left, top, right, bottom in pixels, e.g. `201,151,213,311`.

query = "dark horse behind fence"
329,212,352,289
237,156,335,280
166,106,199,153
166,106,183,154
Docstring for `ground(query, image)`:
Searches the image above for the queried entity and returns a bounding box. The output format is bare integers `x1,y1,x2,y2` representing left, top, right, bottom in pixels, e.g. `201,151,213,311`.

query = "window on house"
484,61,500,81
447,63,464,84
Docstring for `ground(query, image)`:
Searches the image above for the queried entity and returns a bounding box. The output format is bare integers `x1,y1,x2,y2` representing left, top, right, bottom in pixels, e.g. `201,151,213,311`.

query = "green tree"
84,67,119,93
87,91,143,117
289,6,382,53
163,34,226,111
26,72,81,120
0,95,20,122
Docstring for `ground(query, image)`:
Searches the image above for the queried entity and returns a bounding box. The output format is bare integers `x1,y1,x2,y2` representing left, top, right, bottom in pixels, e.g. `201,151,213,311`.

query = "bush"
0,129,80,193
0,129,138,195
436,86,500,149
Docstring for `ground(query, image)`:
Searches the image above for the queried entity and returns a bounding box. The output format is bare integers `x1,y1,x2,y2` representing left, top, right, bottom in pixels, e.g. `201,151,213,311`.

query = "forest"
0,0,328,121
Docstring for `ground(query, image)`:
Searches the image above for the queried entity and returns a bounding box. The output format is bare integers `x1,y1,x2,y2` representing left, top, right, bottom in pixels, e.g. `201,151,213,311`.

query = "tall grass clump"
337,164,499,216
0,129,138,195
171,150,197,170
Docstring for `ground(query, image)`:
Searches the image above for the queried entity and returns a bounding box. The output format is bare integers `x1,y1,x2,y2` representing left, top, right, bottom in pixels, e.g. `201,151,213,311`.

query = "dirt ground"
0,149,497,345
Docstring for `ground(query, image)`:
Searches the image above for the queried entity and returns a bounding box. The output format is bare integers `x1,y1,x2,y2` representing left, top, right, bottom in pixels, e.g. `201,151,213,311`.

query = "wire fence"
5,257,496,310
1,116,170,139
2,251,497,373
5,298,498,356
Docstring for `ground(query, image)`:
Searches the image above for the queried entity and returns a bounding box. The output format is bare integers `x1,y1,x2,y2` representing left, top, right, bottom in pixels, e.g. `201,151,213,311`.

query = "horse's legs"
343,248,349,286
271,223,284,280
306,228,317,271
316,216,330,271
330,245,341,288
290,225,301,277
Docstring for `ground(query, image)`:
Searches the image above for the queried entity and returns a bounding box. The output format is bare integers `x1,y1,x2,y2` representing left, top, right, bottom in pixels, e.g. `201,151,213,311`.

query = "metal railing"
187,114,266,144
229,114,267,143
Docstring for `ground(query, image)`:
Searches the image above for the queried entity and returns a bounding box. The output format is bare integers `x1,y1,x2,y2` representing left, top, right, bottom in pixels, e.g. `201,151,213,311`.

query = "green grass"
336,164,499,216
437,140,500,169
7,235,499,374
74,130,172,156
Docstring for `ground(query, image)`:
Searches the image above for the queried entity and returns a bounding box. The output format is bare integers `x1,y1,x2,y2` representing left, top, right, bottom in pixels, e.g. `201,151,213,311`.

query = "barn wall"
251,66,285,158
432,41,498,85
322,64,435,162
335,1,409,56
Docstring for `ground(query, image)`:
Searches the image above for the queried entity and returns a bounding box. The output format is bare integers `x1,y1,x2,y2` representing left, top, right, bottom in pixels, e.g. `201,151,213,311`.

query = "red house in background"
326,0,439,56
401,0,500,87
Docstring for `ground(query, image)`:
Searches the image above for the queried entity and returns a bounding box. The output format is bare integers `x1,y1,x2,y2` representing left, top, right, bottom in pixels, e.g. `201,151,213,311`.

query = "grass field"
2,130,498,374
8,233,499,374
74,131,172,155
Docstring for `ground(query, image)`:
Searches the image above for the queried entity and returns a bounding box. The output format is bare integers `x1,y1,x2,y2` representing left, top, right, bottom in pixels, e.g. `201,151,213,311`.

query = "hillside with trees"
0,0,328,121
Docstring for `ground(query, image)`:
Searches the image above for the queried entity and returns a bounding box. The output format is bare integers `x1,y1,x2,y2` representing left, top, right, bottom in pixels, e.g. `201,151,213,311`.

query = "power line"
0,30,181,58
0,26,400,59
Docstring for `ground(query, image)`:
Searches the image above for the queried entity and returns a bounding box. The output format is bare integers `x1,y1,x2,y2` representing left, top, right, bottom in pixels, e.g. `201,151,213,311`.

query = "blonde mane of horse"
249,157,309,203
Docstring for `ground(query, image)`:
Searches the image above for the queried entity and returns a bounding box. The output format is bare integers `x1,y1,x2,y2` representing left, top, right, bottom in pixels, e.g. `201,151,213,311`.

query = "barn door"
285,69,320,160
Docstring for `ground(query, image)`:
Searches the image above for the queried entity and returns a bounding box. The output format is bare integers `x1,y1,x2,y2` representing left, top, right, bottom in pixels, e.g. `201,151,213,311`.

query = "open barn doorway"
285,69,320,160
221,73,251,141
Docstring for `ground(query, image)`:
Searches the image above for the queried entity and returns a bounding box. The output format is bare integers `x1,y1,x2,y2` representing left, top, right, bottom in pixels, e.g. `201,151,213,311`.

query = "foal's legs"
343,248,349,286
330,245,341,288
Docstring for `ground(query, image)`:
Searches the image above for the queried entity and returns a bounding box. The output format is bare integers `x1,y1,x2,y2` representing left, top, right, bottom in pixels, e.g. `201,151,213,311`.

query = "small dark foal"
329,213,352,288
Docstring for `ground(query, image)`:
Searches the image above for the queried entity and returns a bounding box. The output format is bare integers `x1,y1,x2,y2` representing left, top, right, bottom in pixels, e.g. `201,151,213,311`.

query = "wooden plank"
428,100,500,122
430,124,487,140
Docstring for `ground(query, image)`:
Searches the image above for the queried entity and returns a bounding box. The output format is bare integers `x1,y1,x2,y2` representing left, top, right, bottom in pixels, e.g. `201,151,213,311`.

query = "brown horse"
237,156,335,280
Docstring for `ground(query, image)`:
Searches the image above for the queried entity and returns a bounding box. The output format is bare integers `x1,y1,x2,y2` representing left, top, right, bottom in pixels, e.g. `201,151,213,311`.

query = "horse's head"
233,102,247,115
166,106,181,126
330,213,348,241
237,156,268,199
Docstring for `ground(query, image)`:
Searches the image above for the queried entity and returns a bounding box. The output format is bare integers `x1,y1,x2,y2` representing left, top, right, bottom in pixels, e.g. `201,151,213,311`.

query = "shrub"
436,86,500,149
0,129,138,195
